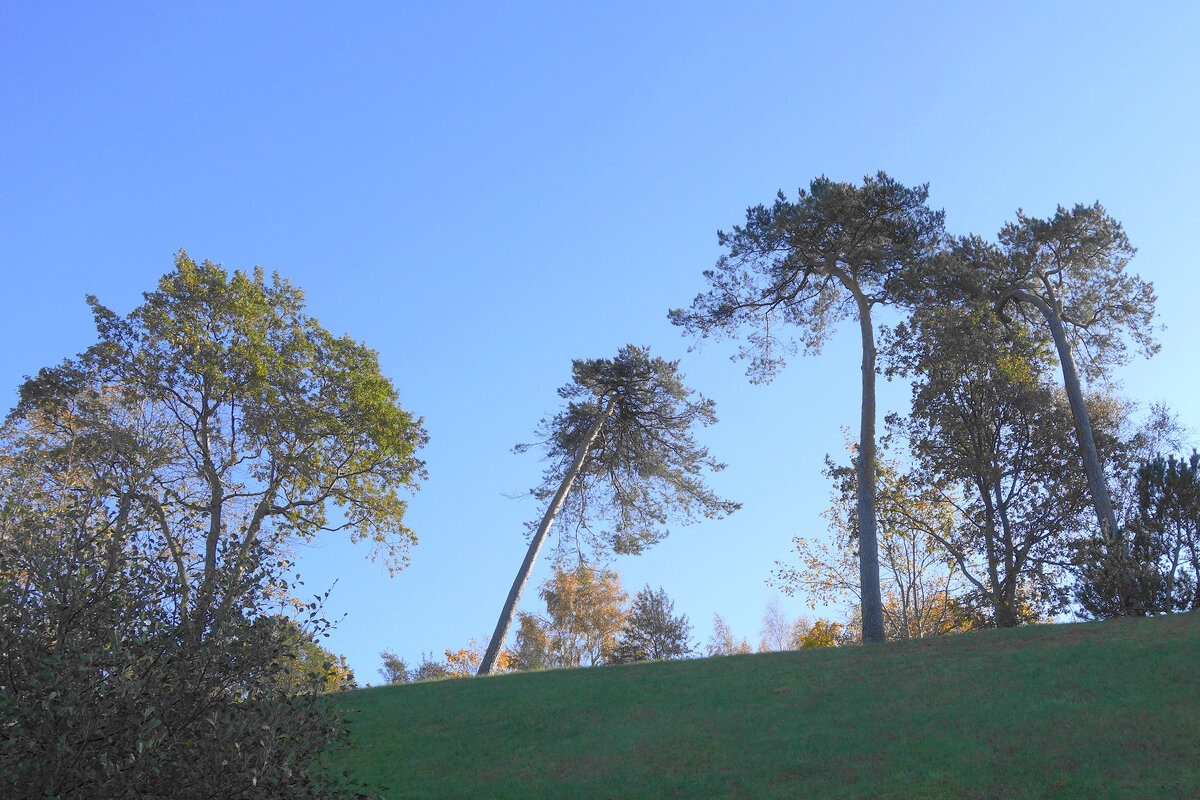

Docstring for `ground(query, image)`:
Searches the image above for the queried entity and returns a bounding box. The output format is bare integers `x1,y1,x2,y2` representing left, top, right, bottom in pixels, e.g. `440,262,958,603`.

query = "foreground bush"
0,511,364,800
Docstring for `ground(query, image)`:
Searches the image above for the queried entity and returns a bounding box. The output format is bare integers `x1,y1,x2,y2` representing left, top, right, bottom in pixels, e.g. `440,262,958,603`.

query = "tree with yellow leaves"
443,637,516,678
512,562,628,669
774,437,977,640
798,619,843,649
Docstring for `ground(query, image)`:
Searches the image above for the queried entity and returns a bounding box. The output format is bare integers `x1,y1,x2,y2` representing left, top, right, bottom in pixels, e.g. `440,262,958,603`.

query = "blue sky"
2,2,1198,681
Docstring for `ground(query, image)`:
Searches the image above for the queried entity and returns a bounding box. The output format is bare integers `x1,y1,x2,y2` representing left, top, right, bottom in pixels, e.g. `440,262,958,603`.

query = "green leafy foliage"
411,654,451,682
993,203,1157,380
887,297,1129,626
774,437,978,640
378,650,410,684
0,253,422,798
0,499,362,799
979,205,1157,539
12,251,427,600
669,171,944,382
264,615,357,694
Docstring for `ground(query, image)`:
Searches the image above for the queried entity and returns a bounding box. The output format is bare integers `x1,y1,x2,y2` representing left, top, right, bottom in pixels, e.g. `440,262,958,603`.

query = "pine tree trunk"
855,299,886,644
477,400,616,675
1009,289,1120,538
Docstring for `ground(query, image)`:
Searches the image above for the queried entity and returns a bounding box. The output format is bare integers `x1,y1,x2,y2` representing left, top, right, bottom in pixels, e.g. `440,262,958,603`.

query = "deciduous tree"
671,172,944,643
0,480,362,799
263,615,356,694
891,299,1124,626
757,596,810,652
510,562,629,669
443,637,515,677
6,252,427,638
798,619,843,649
705,613,753,657
0,253,425,797
410,655,450,682
774,439,973,640
514,612,552,671
378,650,410,685
479,346,737,674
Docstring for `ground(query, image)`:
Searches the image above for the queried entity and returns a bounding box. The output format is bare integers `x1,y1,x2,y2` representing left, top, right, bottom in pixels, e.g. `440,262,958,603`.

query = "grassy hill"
330,614,1199,799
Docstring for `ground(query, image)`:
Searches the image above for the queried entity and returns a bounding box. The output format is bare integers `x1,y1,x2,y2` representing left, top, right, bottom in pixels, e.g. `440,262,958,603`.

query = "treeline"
670,174,1172,640
468,172,1191,678
713,177,1196,632
377,565,696,684
377,573,843,685
2,172,1193,798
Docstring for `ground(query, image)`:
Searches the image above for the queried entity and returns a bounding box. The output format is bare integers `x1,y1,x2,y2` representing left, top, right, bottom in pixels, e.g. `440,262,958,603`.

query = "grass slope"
332,614,1199,799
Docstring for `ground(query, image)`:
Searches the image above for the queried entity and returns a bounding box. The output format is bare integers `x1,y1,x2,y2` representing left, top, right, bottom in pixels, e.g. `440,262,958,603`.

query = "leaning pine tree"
670,173,944,643
478,345,738,675
992,203,1157,540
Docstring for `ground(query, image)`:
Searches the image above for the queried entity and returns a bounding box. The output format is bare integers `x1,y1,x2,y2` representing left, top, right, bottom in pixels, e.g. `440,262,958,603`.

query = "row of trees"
465,171,1188,697
378,640,508,683
707,598,844,656
0,251,745,794
775,422,1199,637
476,172,1177,674
514,564,696,668
378,564,695,683
671,173,1180,637
2,171,1190,794
387,583,849,684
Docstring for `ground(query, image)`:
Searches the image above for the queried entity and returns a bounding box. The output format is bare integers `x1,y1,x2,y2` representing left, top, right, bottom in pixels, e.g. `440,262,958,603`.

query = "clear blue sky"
2,2,1198,681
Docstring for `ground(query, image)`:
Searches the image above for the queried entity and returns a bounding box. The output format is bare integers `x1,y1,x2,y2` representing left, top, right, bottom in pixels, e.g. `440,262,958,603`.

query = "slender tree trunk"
979,481,1006,626
1191,552,1200,611
478,399,616,675
1008,289,1120,538
991,481,1020,627
193,389,224,638
854,299,886,644
1165,542,1181,612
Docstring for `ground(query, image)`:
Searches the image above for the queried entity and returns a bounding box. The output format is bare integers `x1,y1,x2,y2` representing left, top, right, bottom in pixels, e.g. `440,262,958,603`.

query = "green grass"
330,614,1199,799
